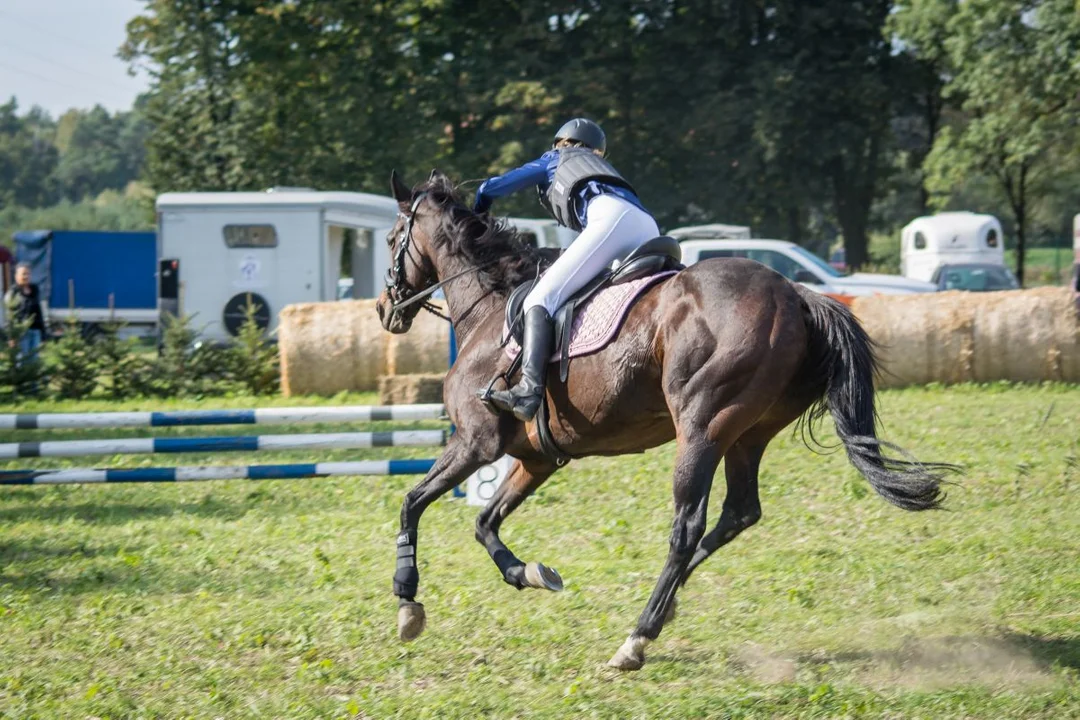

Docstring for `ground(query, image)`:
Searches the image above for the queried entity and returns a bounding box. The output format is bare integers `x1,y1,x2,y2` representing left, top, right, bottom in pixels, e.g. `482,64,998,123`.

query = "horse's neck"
434,252,504,344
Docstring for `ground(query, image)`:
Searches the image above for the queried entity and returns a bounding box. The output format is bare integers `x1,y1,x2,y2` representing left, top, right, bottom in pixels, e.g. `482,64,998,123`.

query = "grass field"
1,385,1078,719
1005,248,1076,286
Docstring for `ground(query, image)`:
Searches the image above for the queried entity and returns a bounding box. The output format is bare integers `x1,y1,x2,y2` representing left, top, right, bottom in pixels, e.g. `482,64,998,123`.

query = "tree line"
5,1,1079,285
0,98,148,209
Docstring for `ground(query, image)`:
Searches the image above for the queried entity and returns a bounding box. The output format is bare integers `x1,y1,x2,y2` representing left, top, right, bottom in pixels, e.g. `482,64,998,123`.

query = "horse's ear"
390,169,411,204
429,168,448,184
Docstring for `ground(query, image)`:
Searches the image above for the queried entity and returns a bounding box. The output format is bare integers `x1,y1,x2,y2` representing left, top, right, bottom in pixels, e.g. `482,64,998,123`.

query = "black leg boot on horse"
487,306,554,422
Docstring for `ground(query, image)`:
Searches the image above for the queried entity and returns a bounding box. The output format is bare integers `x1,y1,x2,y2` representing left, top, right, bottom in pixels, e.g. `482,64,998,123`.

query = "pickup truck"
675,238,937,297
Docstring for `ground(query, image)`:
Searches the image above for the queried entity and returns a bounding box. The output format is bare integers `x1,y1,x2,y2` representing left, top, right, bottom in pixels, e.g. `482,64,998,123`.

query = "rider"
473,118,659,422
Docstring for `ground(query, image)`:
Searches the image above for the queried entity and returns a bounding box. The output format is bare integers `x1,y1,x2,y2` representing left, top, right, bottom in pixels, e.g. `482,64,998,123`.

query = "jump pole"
0,404,446,431
0,430,447,459
0,459,436,486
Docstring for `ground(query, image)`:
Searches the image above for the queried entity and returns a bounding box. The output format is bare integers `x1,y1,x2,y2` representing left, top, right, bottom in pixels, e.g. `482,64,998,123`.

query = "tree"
889,0,958,213
0,97,58,209
50,105,149,201
919,0,1080,285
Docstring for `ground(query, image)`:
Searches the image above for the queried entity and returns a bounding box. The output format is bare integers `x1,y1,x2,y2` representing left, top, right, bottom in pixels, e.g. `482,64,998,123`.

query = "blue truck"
10,230,158,337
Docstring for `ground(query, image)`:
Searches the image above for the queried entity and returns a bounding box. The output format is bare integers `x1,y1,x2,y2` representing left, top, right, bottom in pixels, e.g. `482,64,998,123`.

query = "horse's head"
376,169,446,333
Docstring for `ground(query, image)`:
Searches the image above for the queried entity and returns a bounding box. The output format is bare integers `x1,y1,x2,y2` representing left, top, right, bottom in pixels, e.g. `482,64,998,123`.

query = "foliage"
118,0,922,268
0,99,58,209
42,316,99,400
902,0,1080,285
0,183,155,245
0,385,1077,716
0,295,44,398
94,320,156,400
152,312,235,397
0,97,148,212
229,296,279,396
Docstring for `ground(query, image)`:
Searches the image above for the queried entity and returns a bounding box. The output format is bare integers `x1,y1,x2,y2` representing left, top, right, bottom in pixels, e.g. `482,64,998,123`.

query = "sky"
0,0,150,118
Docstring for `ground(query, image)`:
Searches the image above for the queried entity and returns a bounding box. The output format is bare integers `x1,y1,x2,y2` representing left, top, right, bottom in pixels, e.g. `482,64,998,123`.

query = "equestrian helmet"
553,118,606,155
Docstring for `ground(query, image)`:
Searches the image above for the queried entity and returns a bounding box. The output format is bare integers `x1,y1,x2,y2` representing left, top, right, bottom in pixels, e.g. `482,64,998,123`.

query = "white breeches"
524,194,660,315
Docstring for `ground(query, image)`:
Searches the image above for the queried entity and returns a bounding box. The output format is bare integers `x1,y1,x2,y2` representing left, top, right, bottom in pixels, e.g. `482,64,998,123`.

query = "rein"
390,260,498,322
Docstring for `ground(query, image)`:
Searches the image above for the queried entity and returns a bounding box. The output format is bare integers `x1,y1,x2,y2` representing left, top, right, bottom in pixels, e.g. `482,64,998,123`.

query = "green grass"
1006,248,1076,286
1,385,1078,719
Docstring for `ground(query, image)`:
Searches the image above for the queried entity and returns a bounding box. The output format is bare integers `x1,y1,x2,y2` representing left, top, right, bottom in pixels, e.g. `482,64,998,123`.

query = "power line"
0,7,125,58
0,37,137,93
0,58,133,109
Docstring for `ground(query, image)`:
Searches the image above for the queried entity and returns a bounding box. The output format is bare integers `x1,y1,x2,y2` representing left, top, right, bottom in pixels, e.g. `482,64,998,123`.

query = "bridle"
385,191,498,323
385,192,449,321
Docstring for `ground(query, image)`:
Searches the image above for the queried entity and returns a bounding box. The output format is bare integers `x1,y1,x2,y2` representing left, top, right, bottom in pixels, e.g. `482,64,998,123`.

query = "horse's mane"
415,175,554,295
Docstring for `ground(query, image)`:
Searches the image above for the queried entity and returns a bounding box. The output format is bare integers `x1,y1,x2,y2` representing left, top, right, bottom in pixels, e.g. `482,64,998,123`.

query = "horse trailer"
156,190,399,341
901,212,1005,283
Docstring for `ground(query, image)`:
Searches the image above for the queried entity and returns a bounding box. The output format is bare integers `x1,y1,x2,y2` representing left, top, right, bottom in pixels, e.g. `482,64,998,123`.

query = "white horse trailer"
901,212,1005,282
157,190,398,341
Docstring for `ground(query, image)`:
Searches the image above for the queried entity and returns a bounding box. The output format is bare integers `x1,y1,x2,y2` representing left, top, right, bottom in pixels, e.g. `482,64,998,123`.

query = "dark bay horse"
376,171,954,670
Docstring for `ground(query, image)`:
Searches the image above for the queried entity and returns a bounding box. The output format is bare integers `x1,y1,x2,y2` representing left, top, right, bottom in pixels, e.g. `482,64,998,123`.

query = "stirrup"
476,373,511,416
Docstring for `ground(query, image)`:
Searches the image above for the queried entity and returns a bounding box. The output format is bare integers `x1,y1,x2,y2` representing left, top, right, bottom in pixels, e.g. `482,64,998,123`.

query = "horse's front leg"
394,437,489,642
474,458,562,591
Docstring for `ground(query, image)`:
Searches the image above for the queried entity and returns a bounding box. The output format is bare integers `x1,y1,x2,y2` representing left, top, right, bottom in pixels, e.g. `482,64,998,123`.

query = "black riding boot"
488,306,554,422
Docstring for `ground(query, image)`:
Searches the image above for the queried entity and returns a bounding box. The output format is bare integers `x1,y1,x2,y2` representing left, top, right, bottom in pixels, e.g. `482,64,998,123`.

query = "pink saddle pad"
505,271,677,363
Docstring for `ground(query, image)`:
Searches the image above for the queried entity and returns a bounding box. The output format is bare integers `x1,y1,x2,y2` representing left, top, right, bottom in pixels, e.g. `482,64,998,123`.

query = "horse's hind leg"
608,436,719,670
474,459,562,591
681,439,766,586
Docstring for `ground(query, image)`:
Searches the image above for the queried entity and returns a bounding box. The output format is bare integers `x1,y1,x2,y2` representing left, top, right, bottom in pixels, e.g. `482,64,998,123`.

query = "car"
676,239,937,296
930,263,1019,292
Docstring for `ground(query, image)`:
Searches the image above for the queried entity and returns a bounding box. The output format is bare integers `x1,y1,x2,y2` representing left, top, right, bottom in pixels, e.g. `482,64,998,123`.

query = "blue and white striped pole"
0,459,437,485
0,404,446,431
0,429,447,459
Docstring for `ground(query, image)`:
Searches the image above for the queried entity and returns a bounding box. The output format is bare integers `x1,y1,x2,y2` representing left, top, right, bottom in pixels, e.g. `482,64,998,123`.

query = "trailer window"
986,228,999,248
224,225,278,248
914,231,927,250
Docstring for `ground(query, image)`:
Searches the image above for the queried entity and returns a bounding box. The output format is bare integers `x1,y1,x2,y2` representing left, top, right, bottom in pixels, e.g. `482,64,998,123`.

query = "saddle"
493,235,684,465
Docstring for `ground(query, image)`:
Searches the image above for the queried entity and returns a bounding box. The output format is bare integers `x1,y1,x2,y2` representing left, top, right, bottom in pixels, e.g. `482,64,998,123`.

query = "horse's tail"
795,287,956,511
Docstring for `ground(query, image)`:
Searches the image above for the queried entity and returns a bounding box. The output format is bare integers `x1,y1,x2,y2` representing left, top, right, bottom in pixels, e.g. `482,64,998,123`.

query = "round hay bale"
852,287,1079,388
852,291,974,387
385,301,452,376
278,299,388,396
968,287,1076,383
379,374,445,405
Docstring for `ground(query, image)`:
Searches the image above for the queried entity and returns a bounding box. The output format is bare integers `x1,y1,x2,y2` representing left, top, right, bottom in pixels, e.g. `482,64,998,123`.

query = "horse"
376,170,955,671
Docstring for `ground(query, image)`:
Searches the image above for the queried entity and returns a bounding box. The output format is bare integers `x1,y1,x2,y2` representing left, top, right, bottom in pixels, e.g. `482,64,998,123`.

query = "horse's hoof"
607,635,649,671
397,602,426,642
665,597,678,625
524,562,564,592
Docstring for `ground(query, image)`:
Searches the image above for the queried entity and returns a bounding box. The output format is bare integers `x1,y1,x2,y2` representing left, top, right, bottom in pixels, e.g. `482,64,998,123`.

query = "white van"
678,239,936,296
901,212,1005,282
157,189,398,341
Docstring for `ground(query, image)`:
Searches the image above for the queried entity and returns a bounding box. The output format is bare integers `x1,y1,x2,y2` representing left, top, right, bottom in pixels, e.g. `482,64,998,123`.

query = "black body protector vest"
537,147,636,231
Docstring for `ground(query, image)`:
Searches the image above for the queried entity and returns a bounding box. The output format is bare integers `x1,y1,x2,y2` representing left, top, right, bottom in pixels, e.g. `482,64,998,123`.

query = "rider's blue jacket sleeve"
473,154,554,212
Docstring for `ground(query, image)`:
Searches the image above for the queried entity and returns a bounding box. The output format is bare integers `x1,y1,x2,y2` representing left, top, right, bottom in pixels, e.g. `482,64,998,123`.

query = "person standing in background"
5,262,47,368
